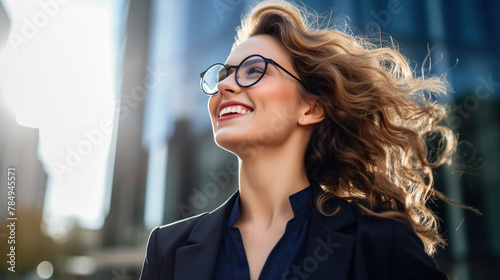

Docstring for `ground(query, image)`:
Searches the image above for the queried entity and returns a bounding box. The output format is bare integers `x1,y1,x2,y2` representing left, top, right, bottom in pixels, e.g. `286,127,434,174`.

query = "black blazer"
140,185,447,280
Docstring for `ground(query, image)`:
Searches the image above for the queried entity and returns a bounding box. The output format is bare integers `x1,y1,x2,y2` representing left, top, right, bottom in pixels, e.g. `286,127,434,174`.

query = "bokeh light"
37,261,54,279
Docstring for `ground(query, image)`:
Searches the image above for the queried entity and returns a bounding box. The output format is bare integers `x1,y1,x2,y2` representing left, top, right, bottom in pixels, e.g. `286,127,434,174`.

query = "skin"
208,34,324,280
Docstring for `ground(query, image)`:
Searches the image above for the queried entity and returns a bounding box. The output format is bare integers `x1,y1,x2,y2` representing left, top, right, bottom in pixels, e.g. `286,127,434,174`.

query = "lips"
218,101,254,119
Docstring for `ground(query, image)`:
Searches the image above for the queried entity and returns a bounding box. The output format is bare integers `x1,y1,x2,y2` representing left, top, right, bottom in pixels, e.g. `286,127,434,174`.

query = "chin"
212,132,249,158
214,132,240,150
217,132,271,161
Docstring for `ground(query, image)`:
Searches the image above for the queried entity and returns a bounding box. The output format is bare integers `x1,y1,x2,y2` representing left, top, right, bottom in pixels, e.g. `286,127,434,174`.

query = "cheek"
208,95,219,121
254,83,301,117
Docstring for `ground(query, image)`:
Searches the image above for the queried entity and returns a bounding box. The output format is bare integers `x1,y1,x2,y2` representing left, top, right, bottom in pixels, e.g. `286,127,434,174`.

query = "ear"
298,100,324,126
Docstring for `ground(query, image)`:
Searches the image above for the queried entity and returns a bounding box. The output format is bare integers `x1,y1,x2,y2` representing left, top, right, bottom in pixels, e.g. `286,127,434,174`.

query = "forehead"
225,35,291,66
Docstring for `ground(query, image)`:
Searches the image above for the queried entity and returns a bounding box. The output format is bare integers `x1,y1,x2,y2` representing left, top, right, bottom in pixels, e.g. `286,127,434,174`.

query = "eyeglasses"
199,54,306,95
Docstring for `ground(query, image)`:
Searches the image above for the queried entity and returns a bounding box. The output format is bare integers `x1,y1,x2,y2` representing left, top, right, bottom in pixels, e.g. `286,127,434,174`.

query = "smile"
219,105,253,118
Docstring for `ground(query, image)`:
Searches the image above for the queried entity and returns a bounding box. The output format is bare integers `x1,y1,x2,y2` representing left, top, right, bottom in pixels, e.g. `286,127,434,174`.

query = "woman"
140,1,453,279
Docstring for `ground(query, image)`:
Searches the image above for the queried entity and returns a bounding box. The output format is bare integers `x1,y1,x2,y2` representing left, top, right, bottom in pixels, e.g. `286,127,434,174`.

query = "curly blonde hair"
235,0,457,255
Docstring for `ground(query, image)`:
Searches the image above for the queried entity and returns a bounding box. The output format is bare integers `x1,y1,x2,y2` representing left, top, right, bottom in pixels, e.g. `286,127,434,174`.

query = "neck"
236,132,310,228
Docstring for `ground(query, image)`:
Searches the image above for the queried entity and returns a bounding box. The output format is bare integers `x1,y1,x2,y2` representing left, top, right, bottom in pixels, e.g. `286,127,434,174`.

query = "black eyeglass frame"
199,54,308,95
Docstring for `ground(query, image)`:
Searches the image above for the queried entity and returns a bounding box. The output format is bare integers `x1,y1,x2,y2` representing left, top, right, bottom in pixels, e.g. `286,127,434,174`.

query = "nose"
217,72,241,95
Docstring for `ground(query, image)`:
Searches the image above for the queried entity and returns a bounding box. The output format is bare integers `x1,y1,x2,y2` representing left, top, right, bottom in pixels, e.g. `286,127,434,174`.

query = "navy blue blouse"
213,186,313,280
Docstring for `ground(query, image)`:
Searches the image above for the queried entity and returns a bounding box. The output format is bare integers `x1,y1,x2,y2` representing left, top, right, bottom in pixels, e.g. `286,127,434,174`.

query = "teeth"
219,106,253,118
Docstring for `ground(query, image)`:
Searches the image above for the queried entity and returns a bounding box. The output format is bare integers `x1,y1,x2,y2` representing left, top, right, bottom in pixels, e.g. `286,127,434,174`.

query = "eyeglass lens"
201,55,267,94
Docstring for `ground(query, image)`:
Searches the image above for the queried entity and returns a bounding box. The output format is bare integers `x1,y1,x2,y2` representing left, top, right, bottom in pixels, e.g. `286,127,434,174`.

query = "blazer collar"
310,183,357,231
303,183,357,280
173,191,238,280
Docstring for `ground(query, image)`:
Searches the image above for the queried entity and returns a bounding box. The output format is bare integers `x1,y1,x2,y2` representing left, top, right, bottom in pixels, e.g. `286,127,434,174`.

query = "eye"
239,56,266,77
241,63,265,78
221,67,240,82
217,68,229,82
245,67,264,76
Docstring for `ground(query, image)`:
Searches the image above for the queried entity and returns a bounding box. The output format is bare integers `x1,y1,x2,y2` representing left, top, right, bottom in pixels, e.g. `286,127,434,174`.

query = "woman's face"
208,35,306,157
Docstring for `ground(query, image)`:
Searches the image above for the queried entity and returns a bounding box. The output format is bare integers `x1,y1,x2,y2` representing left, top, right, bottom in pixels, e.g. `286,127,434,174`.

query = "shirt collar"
227,195,242,227
227,184,314,227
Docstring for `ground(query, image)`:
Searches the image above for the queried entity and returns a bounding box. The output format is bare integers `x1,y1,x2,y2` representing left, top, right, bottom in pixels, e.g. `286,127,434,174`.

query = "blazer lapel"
173,192,238,280
301,184,357,280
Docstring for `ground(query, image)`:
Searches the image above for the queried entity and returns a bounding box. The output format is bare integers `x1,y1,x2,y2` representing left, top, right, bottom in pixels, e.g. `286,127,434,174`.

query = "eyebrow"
241,58,263,68
224,57,264,68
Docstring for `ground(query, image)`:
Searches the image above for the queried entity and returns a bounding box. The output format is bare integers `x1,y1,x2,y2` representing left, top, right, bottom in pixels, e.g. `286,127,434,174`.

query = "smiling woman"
140,1,456,279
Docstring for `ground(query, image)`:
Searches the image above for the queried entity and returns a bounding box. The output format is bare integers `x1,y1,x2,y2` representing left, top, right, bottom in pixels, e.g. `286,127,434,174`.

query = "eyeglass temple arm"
269,60,317,95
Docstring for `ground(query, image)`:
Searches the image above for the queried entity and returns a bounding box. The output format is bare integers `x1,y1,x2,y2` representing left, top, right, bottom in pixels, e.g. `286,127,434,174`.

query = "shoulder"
145,191,238,255
140,195,236,280
312,197,422,253
333,200,424,251
149,212,208,251
315,196,413,236
343,202,447,279
349,204,415,239
153,213,208,241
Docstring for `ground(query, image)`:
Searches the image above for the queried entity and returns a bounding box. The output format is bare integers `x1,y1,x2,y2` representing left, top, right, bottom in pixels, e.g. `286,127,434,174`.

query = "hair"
234,0,459,255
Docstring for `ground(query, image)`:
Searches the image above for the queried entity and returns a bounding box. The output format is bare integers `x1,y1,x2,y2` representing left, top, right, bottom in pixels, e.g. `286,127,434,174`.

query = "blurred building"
0,0,57,275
